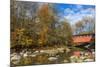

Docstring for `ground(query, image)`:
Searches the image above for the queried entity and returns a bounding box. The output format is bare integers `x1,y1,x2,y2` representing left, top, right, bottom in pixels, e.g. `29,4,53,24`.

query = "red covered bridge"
72,33,95,47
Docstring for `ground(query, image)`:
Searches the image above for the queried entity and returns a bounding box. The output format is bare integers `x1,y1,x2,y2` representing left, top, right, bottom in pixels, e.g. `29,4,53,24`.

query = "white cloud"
64,8,75,15
63,7,95,24
80,8,95,15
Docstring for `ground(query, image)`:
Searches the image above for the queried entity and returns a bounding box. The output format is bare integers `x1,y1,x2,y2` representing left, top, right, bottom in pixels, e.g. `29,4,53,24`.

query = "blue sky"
54,4,95,24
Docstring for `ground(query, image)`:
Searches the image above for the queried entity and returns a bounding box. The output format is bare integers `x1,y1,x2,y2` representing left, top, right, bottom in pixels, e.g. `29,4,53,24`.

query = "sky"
16,1,95,25
54,3,95,24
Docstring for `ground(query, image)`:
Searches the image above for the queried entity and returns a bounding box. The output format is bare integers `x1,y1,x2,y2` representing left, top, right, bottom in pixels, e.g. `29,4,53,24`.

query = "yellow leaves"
21,40,26,45
26,39,33,45
19,35,33,46
38,39,43,45
38,4,49,17
38,4,53,24
38,27,48,45
21,38,33,46
16,28,25,35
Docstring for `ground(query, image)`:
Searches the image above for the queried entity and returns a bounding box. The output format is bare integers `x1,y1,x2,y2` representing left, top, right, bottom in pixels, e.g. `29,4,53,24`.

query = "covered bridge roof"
72,33,95,43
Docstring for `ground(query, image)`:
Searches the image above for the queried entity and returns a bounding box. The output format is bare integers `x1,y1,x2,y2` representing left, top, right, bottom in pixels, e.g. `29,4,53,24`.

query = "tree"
74,20,84,34
37,4,55,46
55,20,73,46
11,2,73,49
74,16,95,34
82,16,95,33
